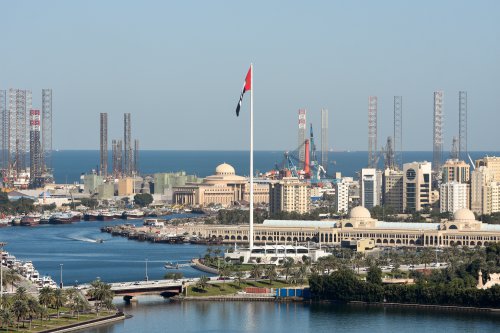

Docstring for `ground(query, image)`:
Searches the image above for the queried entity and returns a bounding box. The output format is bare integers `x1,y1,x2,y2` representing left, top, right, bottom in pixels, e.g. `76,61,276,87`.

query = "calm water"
0,216,209,285
52,150,500,183
81,297,500,333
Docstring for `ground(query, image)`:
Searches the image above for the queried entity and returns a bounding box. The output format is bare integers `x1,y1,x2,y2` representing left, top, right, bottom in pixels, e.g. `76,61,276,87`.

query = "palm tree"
11,299,28,328
196,275,210,291
282,258,294,282
4,270,21,292
250,264,262,281
53,288,66,318
218,265,231,290
65,288,79,317
0,308,14,330
72,296,88,319
87,280,113,316
265,266,278,285
26,297,40,330
13,286,28,302
234,270,245,287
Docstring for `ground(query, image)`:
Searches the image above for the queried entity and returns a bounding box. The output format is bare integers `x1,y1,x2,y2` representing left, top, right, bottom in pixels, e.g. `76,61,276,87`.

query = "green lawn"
0,310,116,333
186,280,301,297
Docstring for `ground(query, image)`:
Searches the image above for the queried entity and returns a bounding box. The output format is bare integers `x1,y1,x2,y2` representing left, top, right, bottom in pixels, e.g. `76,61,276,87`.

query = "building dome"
349,206,371,220
453,208,476,222
215,163,236,176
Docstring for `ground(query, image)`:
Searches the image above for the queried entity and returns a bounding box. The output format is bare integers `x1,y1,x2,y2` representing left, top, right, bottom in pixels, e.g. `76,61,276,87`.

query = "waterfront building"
442,159,470,183
475,156,500,182
153,171,199,195
403,161,432,212
440,181,468,213
172,163,269,207
190,206,500,248
118,177,135,196
97,183,114,199
335,182,349,214
382,168,403,213
360,168,379,209
269,177,310,215
471,166,494,215
83,174,103,194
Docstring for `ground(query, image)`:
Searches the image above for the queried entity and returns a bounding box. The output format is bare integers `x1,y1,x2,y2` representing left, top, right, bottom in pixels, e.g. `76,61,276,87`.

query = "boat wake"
65,234,104,243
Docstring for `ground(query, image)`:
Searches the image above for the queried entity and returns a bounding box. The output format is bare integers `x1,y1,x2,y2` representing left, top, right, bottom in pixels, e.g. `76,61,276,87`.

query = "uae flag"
235,67,252,116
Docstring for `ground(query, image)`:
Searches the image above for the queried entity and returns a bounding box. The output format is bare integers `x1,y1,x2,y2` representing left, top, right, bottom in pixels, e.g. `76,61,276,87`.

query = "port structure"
42,89,52,173
297,109,306,170
394,96,402,170
321,108,329,174
124,113,133,176
459,91,467,161
0,90,6,170
29,109,42,187
368,96,378,168
134,139,139,174
433,91,444,175
100,113,108,177
112,139,123,178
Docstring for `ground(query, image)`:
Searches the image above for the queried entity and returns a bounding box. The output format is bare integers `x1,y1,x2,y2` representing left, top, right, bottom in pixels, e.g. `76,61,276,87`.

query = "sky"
1,0,499,151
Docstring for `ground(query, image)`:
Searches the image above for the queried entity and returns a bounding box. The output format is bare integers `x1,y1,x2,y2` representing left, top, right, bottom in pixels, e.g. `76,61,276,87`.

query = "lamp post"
145,259,149,282
59,264,64,289
0,242,6,309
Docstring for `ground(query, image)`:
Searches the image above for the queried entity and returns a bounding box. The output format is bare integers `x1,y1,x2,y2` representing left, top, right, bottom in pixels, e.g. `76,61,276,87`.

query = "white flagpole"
249,63,254,250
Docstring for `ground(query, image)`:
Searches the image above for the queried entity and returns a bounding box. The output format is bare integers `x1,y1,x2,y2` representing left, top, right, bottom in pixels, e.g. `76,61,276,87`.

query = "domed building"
172,163,270,207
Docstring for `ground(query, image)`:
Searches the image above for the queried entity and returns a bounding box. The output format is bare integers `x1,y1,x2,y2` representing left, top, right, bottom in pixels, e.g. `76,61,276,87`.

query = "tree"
250,264,263,281
196,275,210,291
366,265,382,285
134,193,153,207
3,270,21,292
265,266,278,285
11,299,28,328
0,308,14,330
282,258,294,282
26,297,40,330
87,279,114,316
234,270,245,287
38,287,55,310
53,288,66,318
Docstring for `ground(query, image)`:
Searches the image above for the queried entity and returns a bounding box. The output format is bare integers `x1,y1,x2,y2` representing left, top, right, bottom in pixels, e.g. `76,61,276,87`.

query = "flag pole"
249,63,254,250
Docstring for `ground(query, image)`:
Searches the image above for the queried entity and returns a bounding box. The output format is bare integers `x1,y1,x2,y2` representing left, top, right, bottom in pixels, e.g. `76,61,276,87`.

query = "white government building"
189,206,500,248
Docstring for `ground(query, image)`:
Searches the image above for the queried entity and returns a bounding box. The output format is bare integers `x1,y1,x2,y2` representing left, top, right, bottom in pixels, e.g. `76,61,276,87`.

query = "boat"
0,218,10,227
98,211,115,221
125,209,144,219
11,217,22,226
143,218,167,227
49,212,73,224
20,215,40,227
96,238,104,243
113,211,125,219
39,213,52,224
69,211,82,222
83,210,99,221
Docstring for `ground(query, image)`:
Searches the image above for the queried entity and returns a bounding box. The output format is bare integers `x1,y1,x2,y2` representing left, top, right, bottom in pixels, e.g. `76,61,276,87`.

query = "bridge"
78,279,189,302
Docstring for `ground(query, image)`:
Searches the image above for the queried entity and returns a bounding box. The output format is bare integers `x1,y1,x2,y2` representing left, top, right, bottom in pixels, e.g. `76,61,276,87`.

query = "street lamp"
59,264,64,289
0,242,7,309
145,259,149,282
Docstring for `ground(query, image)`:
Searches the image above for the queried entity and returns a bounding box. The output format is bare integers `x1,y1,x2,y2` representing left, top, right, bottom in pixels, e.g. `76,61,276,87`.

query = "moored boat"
20,215,40,227
125,209,144,219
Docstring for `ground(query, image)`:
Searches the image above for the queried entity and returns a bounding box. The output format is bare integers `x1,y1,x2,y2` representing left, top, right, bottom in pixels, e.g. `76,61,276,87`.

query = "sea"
52,150,499,183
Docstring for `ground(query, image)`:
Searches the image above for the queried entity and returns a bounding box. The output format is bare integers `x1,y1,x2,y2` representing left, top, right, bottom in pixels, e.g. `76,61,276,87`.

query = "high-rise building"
360,168,379,209
403,161,432,212
432,91,444,175
335,182,349,214
29,109,42,187
382,168,404,213
124,113,132,176
321,108,328,173
269,177,310,215
442,159,470,184
475,156,500,182
297,109,306,169
99,113,108,176
440,181,468,213
482,182,500,216
471,166,494,215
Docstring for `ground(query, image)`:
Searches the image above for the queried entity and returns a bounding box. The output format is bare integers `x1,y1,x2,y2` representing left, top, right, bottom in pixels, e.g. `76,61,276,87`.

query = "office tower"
403,161,432,212
382,168,404,213
360,168,379,209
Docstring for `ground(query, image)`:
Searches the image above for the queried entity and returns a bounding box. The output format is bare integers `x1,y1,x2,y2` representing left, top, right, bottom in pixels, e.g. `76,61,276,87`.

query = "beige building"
442,159,470,183
482,182,500,215
476,156,500,182
403,161,432,212
471,166,495,215
382,168,403,213
118,178,135,196
269,177,310,215
172,163,269,207
188,206,500,248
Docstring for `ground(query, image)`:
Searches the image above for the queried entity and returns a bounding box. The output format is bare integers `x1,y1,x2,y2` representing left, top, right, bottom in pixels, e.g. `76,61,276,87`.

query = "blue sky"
1,0,499,151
